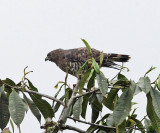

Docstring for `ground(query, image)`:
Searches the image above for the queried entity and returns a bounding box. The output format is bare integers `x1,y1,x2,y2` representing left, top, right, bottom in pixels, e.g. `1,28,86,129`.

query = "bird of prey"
45,47,130,77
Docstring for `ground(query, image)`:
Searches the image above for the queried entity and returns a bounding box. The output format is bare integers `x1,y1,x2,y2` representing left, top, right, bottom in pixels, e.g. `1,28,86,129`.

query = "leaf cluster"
0,40,160,133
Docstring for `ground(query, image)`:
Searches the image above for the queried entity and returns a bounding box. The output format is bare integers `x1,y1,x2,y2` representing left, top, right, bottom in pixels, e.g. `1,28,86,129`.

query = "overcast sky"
0,1,160,133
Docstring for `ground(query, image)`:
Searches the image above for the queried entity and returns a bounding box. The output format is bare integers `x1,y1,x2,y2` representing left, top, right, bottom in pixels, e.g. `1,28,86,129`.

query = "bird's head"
45,49,63,63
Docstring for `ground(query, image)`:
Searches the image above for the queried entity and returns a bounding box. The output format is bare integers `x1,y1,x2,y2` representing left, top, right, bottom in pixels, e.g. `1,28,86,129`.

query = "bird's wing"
63,47,130,70
63,47,95,62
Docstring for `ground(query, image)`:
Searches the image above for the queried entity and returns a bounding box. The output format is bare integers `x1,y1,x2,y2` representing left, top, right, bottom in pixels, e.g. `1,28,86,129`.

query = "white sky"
0,1,160,133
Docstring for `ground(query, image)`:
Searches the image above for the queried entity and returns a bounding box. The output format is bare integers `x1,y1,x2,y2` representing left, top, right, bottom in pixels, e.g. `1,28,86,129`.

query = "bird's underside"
45,47,130,77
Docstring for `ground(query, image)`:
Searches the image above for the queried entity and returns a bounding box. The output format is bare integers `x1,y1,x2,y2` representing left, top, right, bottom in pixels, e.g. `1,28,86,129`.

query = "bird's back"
46,47,130,77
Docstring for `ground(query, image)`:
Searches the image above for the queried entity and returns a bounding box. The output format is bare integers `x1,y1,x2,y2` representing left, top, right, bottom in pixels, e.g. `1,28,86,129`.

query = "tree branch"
58,79,80,124
1,80,65,106
73,89,100,99
74,86,123,99
68,116,116,129
61,124,86,133
68,116,145,131
23,88,65,106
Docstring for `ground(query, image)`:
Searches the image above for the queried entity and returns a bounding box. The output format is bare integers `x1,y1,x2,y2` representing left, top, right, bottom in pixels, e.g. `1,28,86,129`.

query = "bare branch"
61,124,86,133
68,116,116,129
68,116,145,131
74,86,124,99
23,88,65,106
73,89,100,99
1,80,65,106
58,79,80,124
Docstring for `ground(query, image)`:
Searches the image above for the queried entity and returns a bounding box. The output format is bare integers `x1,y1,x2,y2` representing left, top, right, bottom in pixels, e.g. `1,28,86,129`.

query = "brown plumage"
45,47,130,77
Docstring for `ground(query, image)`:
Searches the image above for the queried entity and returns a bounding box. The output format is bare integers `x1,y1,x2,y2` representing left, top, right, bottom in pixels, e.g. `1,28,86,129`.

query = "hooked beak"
45,56,49,61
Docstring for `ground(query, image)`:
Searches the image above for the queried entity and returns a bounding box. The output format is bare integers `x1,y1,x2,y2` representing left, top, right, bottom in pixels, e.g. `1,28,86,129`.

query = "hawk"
45,47,130,77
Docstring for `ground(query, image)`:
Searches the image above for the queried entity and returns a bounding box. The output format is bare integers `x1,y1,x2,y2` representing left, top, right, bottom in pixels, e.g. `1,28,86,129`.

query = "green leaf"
87,69,96,91
147,93,160,132
89,94,102,111
78,69,91,94
23,100,28,112
118,73,128,80
77,60,88,76
65,88,72,104
150,88,160,119
133,118,145,133
113,89,133,126
103,89,119,111
92,58,100,74
133,82,142,96
96,93,103,104
116,120,126,133
96,72,108,96
27,79,38,92
0,93,10,130
81,39,92,56
127,116,145,133
106,114,114,126
52,85,64,108
91,104,99,123
144,118,156,132
86,118,102,132
137,77,151,94
86,125,98,133
53,95,65,113
4,78,16,86
0,85,5,97
144,118,150,129
23,94,41,123
81,95,89,119
100,51,103,67
30,94,54,119
4,78,16,96
130,80,142,96
144,66,156,77
158,76,160,90
113,80,130,88
130,80,136,94
73,97,83,119
9,90,25,126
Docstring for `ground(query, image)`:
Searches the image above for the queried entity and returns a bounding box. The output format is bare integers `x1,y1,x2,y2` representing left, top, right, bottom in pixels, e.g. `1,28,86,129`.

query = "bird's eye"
47,53,51,57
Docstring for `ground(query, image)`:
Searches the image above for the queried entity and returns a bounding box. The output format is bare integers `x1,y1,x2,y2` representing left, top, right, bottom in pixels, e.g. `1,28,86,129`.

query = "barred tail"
107,53,130,62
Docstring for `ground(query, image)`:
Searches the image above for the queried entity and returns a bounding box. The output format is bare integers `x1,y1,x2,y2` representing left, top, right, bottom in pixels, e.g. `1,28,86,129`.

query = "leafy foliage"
73,97,83,119
0,42,160,133
113,88,133,126
9,90,25,126
0,93,10,130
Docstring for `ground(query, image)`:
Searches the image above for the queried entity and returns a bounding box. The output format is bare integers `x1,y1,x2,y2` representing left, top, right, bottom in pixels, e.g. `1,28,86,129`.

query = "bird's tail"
107,53,130,62
102,60,122,70
101,53,130,70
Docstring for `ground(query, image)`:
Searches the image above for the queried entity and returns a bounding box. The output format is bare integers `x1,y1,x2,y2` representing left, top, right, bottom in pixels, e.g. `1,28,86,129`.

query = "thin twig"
68,116,145,131
67,116,116,129
61,124,86,133
73,89,100,99
111,63,123,81
24,88,65,106
140,115,148,123
1,80,65,106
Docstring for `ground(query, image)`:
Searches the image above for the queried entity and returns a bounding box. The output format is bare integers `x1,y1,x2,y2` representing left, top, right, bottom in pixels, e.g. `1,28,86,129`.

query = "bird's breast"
58,60,85,76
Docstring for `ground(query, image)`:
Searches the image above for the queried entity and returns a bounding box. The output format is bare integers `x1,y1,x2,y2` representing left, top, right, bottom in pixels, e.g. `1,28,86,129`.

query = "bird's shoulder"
63,47,100,62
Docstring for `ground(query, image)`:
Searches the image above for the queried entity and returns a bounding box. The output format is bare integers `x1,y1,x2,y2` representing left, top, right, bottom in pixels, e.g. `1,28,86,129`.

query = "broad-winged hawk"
45,47,130,77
